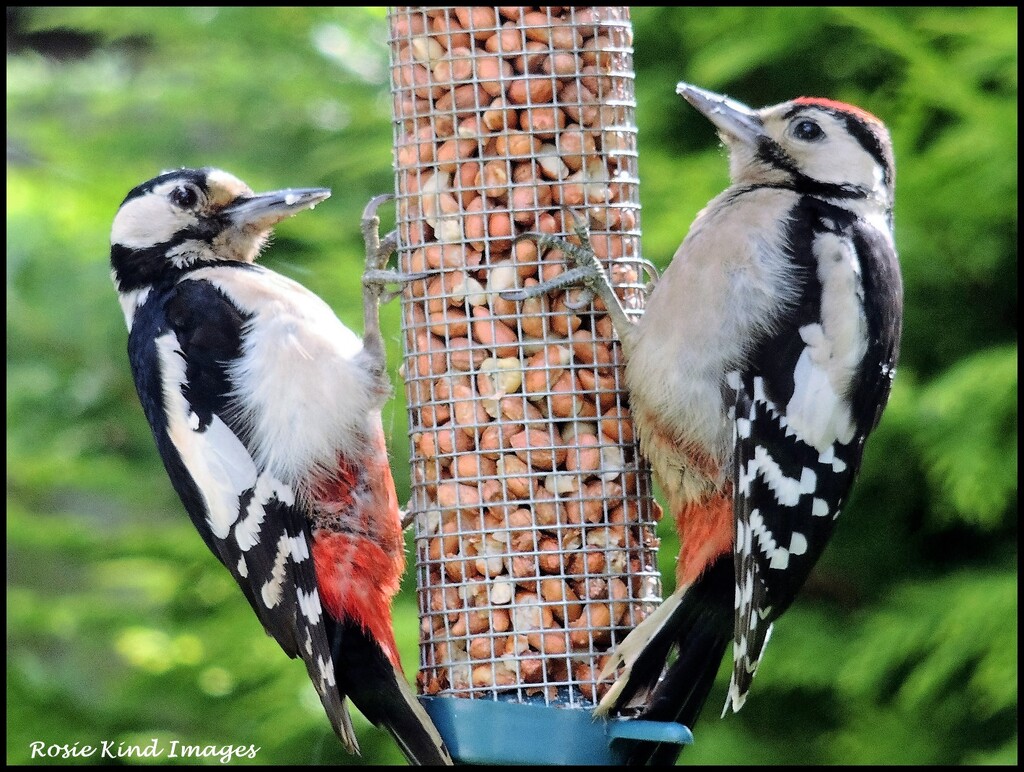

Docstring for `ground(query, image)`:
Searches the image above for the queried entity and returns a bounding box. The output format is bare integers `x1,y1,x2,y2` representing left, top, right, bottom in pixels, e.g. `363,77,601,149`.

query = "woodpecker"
110,168,452,766
505,84,901,763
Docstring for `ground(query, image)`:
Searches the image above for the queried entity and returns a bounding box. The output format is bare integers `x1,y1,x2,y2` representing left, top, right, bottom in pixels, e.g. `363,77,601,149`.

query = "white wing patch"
736,562,754,610
786,328,857,450
260,532,314,610
288,534,309,562
784,231,868,452
156,332,257,539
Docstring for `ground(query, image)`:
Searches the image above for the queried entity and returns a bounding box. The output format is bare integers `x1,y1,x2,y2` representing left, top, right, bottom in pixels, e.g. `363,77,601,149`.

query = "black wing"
726,198,902,710
127,276,357,750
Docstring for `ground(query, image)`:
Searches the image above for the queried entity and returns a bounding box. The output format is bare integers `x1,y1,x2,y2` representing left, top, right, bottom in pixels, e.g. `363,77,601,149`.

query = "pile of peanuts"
388,6,662,704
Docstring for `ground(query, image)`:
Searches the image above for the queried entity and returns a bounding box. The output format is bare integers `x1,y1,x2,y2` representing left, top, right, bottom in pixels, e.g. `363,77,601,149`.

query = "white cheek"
112,194,191,247
800,132,878,191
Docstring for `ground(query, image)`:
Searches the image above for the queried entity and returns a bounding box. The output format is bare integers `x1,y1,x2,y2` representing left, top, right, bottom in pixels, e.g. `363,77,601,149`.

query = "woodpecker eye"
170,184,200,209
792,119,824,142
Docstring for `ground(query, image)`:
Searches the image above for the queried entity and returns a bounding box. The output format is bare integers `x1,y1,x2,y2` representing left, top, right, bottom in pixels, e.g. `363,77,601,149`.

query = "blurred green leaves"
7,6,1017,766
915,346,1017,530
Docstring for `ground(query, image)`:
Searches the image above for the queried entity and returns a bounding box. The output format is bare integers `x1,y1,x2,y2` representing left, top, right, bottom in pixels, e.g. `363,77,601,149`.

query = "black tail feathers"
622,557,734,765
330,618,453,766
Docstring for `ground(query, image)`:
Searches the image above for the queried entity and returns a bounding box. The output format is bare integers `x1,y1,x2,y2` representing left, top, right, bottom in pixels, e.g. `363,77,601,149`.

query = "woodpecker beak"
676,82,764,146
223,187,332,230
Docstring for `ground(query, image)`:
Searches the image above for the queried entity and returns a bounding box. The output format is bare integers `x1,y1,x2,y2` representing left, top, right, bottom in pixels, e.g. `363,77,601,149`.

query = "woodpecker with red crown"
505,84,902,764
110,168,451,765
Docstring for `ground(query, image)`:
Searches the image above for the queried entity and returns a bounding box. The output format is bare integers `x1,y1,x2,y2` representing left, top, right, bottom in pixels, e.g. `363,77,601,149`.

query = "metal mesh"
387,6,662,707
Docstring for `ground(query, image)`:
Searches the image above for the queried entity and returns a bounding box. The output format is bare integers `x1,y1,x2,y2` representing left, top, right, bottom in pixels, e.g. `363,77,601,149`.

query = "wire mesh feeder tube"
388,7,671,762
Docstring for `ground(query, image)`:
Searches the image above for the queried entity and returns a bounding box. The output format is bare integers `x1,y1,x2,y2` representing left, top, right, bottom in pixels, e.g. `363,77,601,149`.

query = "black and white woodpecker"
504,84,902,764
110,168,452,766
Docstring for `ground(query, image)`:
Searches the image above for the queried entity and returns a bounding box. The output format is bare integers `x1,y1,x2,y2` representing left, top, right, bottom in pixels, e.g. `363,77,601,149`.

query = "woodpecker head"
110,167,331,294
677,83,894,211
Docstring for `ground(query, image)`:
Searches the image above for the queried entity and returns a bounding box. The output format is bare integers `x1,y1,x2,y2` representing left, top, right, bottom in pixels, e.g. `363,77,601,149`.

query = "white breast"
626,187,801,466
190,265,385,487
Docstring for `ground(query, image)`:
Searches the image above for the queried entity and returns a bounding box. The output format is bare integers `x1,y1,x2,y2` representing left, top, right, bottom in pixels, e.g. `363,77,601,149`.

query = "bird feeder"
387,7,688,763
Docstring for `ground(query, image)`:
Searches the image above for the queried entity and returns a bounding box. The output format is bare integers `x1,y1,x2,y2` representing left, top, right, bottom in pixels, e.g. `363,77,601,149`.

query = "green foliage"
6,6,1016,766
914,346,1017,530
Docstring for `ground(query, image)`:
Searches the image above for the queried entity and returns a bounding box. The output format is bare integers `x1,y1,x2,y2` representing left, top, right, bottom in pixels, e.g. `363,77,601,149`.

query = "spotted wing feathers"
727,374,856,711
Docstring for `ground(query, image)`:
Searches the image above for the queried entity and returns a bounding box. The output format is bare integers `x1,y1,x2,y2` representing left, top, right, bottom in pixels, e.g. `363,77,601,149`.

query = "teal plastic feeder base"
420,696,692,765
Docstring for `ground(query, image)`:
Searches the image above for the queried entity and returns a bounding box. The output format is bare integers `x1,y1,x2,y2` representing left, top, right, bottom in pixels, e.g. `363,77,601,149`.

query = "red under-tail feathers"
308,429,451,765
311,432,405,668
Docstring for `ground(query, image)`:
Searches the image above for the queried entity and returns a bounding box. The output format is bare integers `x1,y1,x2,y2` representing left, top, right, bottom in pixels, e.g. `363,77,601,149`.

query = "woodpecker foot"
361,194,428,303
498,214,607,306
362,267,432,304
500,212,647,346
